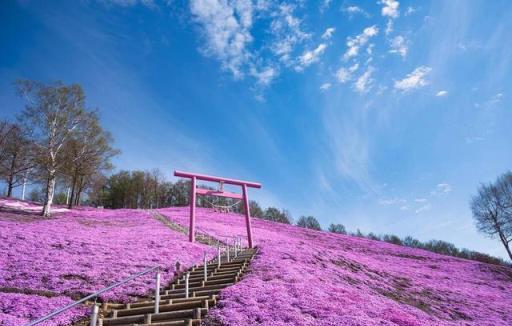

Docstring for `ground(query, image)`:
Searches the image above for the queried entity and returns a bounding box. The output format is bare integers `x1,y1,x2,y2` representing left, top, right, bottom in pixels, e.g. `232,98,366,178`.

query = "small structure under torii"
174,170,262,248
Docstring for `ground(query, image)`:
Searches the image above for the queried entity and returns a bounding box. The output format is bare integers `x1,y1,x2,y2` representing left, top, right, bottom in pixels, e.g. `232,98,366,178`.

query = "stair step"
128,295,214,309
159,289,221,300
102,307,207,325
115,299,212,317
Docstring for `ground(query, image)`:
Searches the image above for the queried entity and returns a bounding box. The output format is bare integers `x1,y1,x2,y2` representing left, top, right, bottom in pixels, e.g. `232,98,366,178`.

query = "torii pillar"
174,170,262,248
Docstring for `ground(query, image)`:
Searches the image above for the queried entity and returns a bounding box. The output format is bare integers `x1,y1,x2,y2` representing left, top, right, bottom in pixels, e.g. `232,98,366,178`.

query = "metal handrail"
26,266,160,326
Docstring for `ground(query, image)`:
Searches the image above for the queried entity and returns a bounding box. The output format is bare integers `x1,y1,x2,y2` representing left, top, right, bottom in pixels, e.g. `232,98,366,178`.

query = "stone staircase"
97,247,257,326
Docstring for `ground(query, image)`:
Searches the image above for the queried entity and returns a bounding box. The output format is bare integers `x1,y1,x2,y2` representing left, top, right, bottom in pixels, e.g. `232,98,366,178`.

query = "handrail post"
90,303,99,326
155,271,161,313
217,246,221,268
203,253,207,281
226,245,230,263
185,272,190,299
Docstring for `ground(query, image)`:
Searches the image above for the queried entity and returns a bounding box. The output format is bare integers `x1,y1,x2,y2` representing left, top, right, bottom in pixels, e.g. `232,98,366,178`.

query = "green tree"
297,216,322,230
328,223,347,234
17,80,87,217
263,207,292,224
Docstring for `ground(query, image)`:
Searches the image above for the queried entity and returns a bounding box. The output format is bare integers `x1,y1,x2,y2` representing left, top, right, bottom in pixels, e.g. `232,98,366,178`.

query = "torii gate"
174,170,262,248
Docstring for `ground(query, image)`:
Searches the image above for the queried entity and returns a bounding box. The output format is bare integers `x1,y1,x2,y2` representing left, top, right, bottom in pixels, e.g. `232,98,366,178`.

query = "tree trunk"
42,170,56,217
68,171,78,209
6,153,17,197
74,175,84,206
498,233,512,261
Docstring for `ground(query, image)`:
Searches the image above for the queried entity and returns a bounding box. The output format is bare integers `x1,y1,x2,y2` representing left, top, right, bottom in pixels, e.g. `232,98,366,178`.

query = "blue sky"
1,0,511,258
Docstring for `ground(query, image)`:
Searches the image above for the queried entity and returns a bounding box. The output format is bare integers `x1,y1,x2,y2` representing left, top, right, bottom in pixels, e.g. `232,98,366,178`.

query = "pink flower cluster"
0,201,214,325
0,293,87,326
158,207,512,326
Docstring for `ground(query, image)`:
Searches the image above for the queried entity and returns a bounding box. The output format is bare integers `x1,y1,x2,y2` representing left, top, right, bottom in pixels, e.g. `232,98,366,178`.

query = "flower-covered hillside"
0,200,214,325
158,207,512,326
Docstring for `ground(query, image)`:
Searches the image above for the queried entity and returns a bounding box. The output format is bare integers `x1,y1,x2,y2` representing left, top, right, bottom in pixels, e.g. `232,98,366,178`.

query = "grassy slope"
159,207,512,326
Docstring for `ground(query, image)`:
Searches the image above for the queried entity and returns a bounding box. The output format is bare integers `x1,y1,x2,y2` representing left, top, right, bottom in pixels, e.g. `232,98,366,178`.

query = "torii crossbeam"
174,170,262,248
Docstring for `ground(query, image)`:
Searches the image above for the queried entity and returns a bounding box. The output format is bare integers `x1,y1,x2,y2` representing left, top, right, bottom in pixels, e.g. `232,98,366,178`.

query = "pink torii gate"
174,170,262,248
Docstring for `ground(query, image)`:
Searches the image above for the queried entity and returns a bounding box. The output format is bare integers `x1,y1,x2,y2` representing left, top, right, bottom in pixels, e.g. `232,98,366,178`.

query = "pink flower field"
158,207,512,326
0,200,214,325
2,198,511,326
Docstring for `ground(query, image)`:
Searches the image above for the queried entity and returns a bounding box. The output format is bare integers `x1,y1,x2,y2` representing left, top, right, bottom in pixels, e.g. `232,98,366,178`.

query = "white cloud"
322,27,335,40
342,5,369,18
436,90,448,97
389,35,408,57
354,66,374,93
415,203,431,214
336,63,359,83
414,198,428,203
297,43,327,69
405,6,416,16
344,25,379,60
378,197,406,206
320,0,332,12
394,66,432,91
190,0,254,78
250,66,277,85
380,0,399,18
431,183,452,196
336,68,351,83
380,0,400,34
437,183,452,193
320,82,332,91
270,4,310,64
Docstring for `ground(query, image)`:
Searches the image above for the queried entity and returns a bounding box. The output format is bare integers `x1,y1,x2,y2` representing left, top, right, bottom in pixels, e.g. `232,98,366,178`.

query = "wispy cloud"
394,66,432,91
435,90,448,97
389,35,408,57
320,0,332,13
321,27,335,40
297,43,327,70
342,5,370,18
431,183,452,196
320,82,331,91
354,66,374,93
250,66,277,85
380,0,400,34
270,3,310,65
344,25,379,60
336,63,359,83
415,203,431,214
379,197,406,206
190,0,254,78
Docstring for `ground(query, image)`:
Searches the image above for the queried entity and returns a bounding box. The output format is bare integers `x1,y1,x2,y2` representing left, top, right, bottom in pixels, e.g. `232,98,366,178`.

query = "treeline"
327,223,508,266
1,80,117,216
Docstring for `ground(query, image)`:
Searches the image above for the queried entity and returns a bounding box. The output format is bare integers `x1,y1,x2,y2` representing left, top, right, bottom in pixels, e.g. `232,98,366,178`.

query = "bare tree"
0,123,34,197
471,171,512,260
61,111,117,208
17,80,86,217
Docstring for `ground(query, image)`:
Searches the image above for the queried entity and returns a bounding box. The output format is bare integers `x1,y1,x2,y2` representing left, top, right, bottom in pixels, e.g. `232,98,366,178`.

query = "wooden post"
242,184,253,248
189,176,196,243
